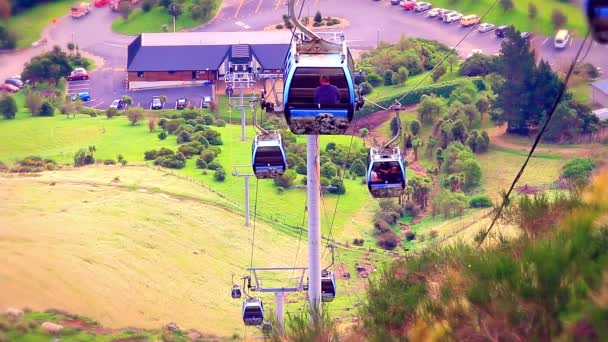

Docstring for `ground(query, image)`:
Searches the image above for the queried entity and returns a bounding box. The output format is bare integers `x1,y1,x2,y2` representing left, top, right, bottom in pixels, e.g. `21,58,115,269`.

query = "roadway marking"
235,21,245,26
255,0,263,13
234,0,246,18
541,37,549,46
103,42,125,48
90,100,105,109
274,0,282,10
243,24,251,29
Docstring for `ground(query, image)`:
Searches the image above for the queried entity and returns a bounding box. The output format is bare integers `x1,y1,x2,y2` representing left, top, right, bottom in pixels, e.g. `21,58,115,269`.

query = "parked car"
443,12,462,23
391,0,400,4
0,83,19,93
460,14,480,27
440,10,455,21
401,0,417,10
495,25,513,38
554,30,570,49
427,7,444,17
67,68,89,81
151,96,163,110
94,0,108,7
176,98,188,110
79,92,90,101
202,96,212,108
521,31,534,42
5,78,23,88
110,99,124,109
477,23,495,33
414,2,432,12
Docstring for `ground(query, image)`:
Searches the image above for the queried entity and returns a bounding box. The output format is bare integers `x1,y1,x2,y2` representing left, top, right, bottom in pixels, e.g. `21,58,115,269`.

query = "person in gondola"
315,74,340,106
376,162,392,182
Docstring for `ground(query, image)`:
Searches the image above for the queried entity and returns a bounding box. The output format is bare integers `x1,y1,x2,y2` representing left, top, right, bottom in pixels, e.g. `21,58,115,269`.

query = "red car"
67,68,89,81
94,0,108,7
401,0,416,10
0,83,19,93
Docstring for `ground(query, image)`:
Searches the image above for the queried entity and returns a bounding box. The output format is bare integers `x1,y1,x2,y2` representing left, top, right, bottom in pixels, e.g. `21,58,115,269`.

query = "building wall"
591,87,608,107
127,70,217,82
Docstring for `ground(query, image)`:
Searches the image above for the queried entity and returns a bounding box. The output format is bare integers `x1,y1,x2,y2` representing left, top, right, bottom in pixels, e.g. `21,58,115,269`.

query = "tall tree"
0,93,17,119
529,60,563,127
494,29,536,134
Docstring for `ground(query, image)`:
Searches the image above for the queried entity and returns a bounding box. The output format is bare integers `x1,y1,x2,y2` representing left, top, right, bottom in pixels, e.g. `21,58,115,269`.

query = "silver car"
478,23,495,33
414,2,432,11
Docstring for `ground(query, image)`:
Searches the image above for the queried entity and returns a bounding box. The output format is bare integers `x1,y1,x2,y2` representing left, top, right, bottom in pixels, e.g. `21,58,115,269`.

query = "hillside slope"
0,166,307,337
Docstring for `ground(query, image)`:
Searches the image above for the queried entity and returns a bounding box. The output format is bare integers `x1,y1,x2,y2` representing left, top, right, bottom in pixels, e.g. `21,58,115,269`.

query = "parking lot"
127,86,213,111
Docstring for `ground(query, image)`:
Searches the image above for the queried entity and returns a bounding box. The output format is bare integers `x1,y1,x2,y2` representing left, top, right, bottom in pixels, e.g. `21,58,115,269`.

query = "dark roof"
251,44,290,70
127,34,290,72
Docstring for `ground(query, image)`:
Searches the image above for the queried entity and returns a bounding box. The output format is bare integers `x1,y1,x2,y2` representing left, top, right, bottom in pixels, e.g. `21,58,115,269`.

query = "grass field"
6,0,74,48
427,0,587,36
111,0,221,35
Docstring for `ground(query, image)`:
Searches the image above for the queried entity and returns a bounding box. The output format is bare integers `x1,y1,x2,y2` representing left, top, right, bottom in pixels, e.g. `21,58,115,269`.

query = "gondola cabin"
252,132,287,179
231,285,242,299
586,0,608,43
367,147,406,198
321,270,336,302
283,39,356,135
242,297,264,326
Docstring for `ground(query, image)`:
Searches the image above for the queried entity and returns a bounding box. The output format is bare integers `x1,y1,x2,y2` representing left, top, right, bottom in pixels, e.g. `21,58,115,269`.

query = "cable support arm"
384,100,402,148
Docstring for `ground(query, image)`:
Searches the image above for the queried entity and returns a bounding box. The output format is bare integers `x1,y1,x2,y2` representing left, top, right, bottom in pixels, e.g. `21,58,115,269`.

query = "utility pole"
275,292,285,333
232,166,254,227
240,87,246,141
306,135,321,315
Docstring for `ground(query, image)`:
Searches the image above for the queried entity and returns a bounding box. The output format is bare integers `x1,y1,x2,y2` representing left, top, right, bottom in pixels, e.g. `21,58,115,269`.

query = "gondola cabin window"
287,67,351,108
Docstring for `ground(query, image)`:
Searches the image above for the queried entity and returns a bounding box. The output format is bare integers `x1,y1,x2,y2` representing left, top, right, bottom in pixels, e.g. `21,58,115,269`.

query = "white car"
414,2,432,11
443,12,462,23
427,7,443,18
466,49,483,58
477,23,495,33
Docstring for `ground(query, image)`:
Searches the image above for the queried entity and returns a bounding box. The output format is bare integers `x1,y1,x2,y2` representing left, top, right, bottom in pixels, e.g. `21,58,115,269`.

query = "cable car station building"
126,31,291,95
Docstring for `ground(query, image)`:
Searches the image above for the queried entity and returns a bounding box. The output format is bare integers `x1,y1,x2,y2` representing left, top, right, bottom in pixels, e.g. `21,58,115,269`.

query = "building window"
137,72,144,78
168,71,176,75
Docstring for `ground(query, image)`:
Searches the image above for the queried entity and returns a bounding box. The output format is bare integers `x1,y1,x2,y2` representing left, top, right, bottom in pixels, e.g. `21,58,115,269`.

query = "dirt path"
487,125,596,157
347,105,417,145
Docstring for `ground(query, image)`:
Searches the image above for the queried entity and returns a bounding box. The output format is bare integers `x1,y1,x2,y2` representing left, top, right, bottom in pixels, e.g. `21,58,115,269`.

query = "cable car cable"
288,206,308,288
248,178,261,277
476,30,591,249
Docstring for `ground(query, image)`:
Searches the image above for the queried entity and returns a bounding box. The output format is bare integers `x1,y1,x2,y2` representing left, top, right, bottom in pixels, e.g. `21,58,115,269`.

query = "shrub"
176,130,192,144
0,94,17,119
405,231,416,241
165,119,184,134
158,131,167,140
470,195,493,208
429,230,438,239
74,148,95,166
142,0,155,11
196,157,208,169
106,107,119,119
296,162,307,175
191,132,210,147
353,238,365,246
377,231,399,250
154,152,186,169
215,119,226,127
200,149,216,163
360,81,373,95
207,160,222,170
329,177,346,194
103,159,116,165
39,101,55,116
126,107,144,125
214,167,226,181
178,142,203,157
562,158,595,183
350,159,367,177
202,128,223,145
320,162,338,179
202,114,214,125
274,169,297,188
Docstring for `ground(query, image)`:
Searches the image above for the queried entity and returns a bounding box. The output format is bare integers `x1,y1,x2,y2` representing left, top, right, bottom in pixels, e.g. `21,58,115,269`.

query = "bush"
74,148,95,167
470,195,493,208
350,159,367,177
366,73,382,87
207,160,222,170
274,169,297,188
429,230,438,239
320,162,338,179
353,238,365,246
360,81,373,95
158,131,167,140
144,147,174,160
377,231,399,250
214,167,226,181
176,130,192,144
202,128,223,145
104,159,116,165
154,152,186,169
178,142,203,157
405,231,416,241
200,149,216,163
296,162,307,175
562,158,595,183
215,119,226,127
202,114,215,125
329,177,346,194
126,107,144,125
459,54,498,77
196,157,208,169
142,0,155,12
38,101,55,116
0,94,17,119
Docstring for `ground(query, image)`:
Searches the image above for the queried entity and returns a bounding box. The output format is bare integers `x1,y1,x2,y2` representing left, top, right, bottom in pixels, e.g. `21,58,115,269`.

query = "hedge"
357,77,483,117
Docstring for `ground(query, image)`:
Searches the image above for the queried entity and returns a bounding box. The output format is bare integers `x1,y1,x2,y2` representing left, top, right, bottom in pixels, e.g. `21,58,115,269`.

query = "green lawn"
112,0,221,35
365,65,462,102
428,0,587,36
6,0,74,48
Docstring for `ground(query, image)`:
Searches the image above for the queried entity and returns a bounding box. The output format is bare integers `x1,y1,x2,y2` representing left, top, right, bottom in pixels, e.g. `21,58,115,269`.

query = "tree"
391,72,400,86
551,9,567,29
22,46,73,83
159,0,171,7
383,70,394,86
142,0,154,12
320,162,338,179
451,120,467,143
121,95,133,107
530,60,563,127
447,54,458,75
126,107,144,125
417,95,446,125
275,169,297,188
494,29,537,134
148,114,158,132
475,94,491,124
67,42,75,55
359,127,369,139
462,159,482,190
25,91,42,115
106,107,119,119
158,131,167,140
0,93,17,119
431,64,446,83
0,22,17,49
168,2,182,17
214,167,226,181
119,0,132,20
500,0,514,12
350,159,367,177
528,2,537,19
360,81,373,95
39,101,54,116
314,10,322,24
561,158,595,184
409,120,421,136
117,154,127,166
435,147,444,169
459,54,498,77
397,66,409,84
411,137,422,161
74,146,95,166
